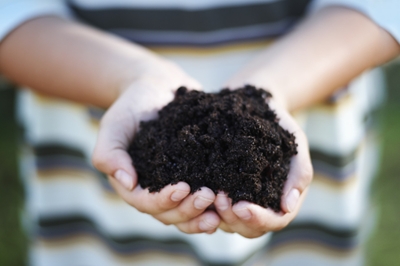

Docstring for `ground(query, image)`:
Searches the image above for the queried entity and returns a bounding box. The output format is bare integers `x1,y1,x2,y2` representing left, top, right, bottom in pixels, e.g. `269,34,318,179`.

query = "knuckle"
252,219,266,232
176,224,193,234
157,193,173,209
226,216,240,225
219,224,234,233
92,152,116,175
176,209,192,222
91,152,106,171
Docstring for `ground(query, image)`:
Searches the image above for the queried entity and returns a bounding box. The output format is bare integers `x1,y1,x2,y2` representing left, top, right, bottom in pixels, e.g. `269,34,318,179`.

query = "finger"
231,194,308,237
214,192,240,224
218,221,235,233
234,202,283,226
216,195,291,237
228,202,286,238
175,211,220,234
219,199,298,237
154,187,215,224
109,177,191,214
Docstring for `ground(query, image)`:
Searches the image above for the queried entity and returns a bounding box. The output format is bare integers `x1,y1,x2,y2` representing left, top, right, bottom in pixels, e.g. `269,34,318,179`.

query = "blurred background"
0,61,399,265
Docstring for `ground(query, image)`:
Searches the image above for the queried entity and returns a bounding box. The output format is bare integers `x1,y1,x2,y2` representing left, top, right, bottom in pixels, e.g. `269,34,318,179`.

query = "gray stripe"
111,20,293,46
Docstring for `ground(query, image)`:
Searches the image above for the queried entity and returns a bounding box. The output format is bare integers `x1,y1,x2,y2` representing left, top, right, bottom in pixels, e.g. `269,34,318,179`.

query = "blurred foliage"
366,62,400,266
0,84,27,266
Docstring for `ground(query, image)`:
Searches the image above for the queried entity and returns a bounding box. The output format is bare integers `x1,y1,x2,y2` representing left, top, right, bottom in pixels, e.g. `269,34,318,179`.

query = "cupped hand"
214,80,313,238
92,58,220,234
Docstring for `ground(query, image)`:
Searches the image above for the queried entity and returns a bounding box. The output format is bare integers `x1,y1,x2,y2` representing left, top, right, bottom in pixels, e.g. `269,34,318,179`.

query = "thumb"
92,106,138,191
280,128,313,213
268,100,313,214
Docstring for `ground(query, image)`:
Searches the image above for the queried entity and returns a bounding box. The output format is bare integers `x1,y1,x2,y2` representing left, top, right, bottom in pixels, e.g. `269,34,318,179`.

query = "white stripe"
304,69,384,156
18,89,97,160
295,134,379,229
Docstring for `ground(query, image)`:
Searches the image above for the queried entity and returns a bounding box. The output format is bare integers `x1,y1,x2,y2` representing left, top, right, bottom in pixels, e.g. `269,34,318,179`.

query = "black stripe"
34,144,85,159
33,143,112,189
268,222,359,250
69,0,311,32
39,215,189,247
310,149,357,168
312,161,356,181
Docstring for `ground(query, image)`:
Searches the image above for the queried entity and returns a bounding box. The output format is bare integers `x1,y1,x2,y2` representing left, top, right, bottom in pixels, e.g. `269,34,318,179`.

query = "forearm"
0,16,162,108
229,6,400,111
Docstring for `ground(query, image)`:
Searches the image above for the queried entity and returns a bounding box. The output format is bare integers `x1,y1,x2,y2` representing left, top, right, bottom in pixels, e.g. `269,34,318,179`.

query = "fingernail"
199,219,215,231
114,169,133,190
194,196,213,210
286,189,300,213
235,208,252,220
217,193,229,211
171,190,187,202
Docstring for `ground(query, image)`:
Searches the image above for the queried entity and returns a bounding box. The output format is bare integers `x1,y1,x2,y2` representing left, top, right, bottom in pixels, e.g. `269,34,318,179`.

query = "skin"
0,6,399,238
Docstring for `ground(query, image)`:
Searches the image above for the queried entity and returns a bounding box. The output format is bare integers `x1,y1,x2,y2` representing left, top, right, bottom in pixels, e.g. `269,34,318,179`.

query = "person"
0,0,399,265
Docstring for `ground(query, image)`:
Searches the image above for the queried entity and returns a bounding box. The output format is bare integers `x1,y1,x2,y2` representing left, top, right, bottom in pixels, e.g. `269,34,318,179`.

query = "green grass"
0,64,400,265
0,84,27,266
367,106,400,265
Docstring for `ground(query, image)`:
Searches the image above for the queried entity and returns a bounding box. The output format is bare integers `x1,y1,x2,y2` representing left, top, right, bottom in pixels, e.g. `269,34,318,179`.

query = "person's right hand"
92,57,220,234
211,72,314,238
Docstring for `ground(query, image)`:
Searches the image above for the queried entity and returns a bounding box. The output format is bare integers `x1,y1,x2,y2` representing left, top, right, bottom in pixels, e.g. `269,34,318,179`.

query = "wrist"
116,56,165,96
117,57,201,101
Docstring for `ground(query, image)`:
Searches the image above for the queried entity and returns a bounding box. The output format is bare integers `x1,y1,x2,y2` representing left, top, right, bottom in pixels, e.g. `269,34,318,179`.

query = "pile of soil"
128,85,297,212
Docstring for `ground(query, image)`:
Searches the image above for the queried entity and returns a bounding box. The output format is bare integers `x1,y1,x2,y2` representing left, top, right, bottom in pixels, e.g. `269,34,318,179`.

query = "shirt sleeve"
0,0,69,42
308,0,400,43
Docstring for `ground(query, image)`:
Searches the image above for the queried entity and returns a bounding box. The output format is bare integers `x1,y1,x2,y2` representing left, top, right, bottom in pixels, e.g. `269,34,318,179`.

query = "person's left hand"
213,80,313,238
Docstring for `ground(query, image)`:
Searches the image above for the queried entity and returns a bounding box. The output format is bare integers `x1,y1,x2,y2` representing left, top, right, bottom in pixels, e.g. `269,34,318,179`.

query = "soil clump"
128,85,297,212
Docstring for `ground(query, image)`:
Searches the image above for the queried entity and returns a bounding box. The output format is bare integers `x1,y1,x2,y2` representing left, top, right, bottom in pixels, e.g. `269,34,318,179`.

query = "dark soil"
128,85,297,212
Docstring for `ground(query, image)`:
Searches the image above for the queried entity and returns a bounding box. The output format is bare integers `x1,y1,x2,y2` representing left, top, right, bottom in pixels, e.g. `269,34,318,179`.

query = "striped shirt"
1,0,398,265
